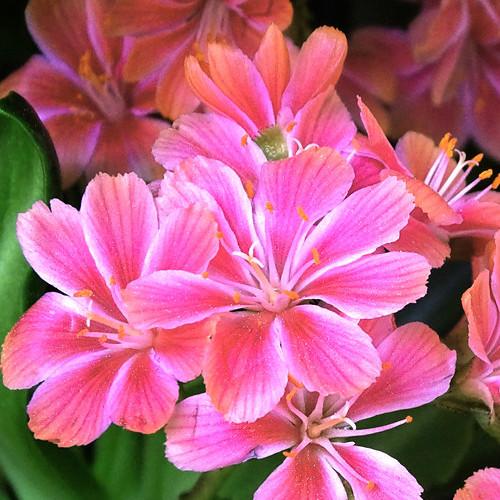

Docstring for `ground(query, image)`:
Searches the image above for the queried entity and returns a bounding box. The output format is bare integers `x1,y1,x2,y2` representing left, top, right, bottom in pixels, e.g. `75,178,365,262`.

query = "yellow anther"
366,481,376,491
438,132,451,150
285,121,296,132
201,271,209,279
216,231,224,239
283,450,297,458
265,201,274,212
117,325,126,340
109,276,117,286
283,290,300,301
492,174,500,190
193,42,205,62
381,361,392,371
288,374,304,388
471,153,484,165
98,335,108,343
297,206,308,221
244,179,255,199
233,291,241,304
78,50,104,88
406,415,414,424
438,132,457,158
241,134,249,146
312,248,320,265
479,169,493,180
74,289,93,298
286,387,298,402
77,328,89,337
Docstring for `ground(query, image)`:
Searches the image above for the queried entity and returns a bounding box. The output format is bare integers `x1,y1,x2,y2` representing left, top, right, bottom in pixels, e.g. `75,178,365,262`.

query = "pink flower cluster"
1,0,499,498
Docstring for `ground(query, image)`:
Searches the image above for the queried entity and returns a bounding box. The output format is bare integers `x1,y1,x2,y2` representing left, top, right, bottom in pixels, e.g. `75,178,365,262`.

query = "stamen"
233,291,241,304
479,169,493,180
493,175,500,190
366,481,376,491
244,179,255,199
99,335,108,343
283,450,297,458
286,121,296,133
201,271,209,279
330,416,412,438
241,134,248,146
282,290,300,301
406,415,413,423
117,325,126,340
308,417,346,438
77,328,89,337
288,374,304,388
216,231,224,239
265,201,274,212
74,289,93,298
297,206,309,222
381,361,392,371
109,276,117,286
312,248,320,265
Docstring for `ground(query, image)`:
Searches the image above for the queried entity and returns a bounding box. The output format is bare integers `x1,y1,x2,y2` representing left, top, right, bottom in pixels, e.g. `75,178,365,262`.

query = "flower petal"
204,312,288,423
454,468,500,500
16,200,115,310
277,305,381,397
81,172,158,288
124,270,235,329
1,293,102,389
27,351,130,447
349,322,456,421
108,351,179,433
334,445,423,500
255,444,348,500
153,319,215,383
300,252,430,319
166,393,297,471
282,27,347,113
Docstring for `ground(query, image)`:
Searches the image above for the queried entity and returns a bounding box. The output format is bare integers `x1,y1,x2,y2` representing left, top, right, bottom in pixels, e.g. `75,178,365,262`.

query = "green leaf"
0,92,103,500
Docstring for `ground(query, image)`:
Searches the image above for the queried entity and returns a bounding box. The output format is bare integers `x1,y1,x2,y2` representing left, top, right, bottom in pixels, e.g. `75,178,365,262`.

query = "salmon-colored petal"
277,305,381,397
448,197,500,239
300,252,430,319
16,200,115,311
349,322,456,422
166,393,297,471
27,351,130,447
359,315,397,347
204,312,288,423
81,172,158,289
109,351,178,433
255,444,348,500
0,293,102,389
283,27,347,114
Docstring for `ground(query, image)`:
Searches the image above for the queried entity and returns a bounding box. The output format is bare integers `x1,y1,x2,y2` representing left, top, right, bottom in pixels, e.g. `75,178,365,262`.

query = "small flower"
454,468,500,499
124,147,431,423
0,0,167,187
0,173,219,446
106,0,293,120
166,322,456,499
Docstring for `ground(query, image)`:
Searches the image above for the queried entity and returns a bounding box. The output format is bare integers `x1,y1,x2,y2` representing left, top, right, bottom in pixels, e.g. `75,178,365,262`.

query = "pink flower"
0,0,167,188
355,99,500,268
454,468,500,499
165,322,456,499
124,147,431,423
181,24,353,159
106,0,293,120
0,173,219,446
459,231,500,417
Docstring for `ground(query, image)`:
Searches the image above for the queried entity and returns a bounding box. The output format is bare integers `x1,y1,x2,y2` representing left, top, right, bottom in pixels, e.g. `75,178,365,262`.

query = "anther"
216,231,224,239
77,328,89,337
283,450,297,458
471,153,484,165
201,271,209,279
99,335,108,343
288,374,304,388
285,121,296,133
109,276,117,286
283,290,300,301
233,292,241,304
381,361,392,371
493,174,500,190
265,201,274,212
406,415,413,424
479,169,493,180
117,325,126,340
312,248,320,265
286,387,298,402
241,134,249,146
244,180,255,199
366,481,376,491
297,206,309,221
74,289,93,298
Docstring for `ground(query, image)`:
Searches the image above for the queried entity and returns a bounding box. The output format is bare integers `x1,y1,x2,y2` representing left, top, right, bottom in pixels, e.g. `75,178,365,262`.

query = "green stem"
181,469,233,500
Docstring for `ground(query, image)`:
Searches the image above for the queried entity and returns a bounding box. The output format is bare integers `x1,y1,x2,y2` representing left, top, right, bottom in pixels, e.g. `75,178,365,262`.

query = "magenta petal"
359,315,397,347
334,445,423,499
27,351,130,447
454,468,500,499
16,200,114,310
255,444,348,500
153,112,265,183
142,205,219,275
301,252,430,319
277,305,381,397
1,293,102,389
109,351,178,434
204,312,288,423
124,270,235,329
81,173,158,288
349,322,456,421
166,393,298,472
153,319,214,383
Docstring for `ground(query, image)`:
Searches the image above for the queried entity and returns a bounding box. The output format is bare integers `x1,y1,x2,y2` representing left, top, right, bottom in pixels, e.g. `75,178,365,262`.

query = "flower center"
254,126,289,160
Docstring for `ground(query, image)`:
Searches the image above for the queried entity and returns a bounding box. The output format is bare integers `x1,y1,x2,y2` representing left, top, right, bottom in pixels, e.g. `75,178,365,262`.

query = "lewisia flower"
356,99,500,268
454,468,500,499
0,0,167,188
106,0,293,120
0,173,218,446
182,24,354,160
166,322,456,499
458,231,500,418
124,147,431,423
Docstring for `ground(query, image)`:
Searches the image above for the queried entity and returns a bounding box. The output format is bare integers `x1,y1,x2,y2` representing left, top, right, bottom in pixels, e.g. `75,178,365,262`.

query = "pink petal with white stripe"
1,293,102,389
81,173,158,288
300,252,430,319
277,305,381,397
255,444,348,500
108,351,179,434
166,393,297,472
124,270,235,329
349,323,456,422
204,312,288,423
